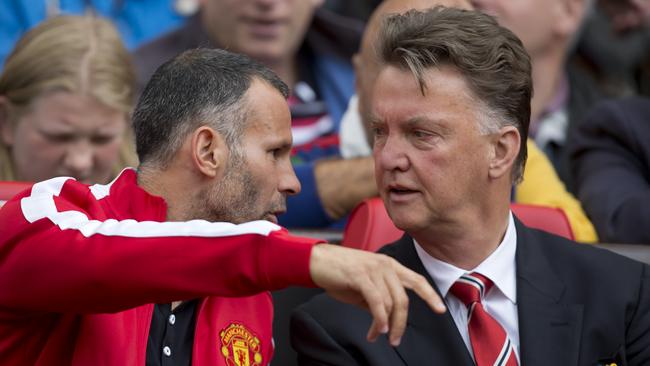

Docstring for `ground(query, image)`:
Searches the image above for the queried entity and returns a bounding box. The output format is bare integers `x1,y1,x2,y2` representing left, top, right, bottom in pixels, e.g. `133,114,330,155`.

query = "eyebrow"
367,114,383,127
370,115,452,133
269,137,293,151
279,141,293,150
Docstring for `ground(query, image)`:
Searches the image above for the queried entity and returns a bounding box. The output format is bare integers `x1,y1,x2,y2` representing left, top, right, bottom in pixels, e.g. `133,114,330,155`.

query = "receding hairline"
226,76,290,132
359,0,472,63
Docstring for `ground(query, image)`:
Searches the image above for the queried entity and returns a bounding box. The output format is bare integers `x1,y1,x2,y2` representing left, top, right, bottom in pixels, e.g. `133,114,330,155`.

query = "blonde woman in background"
0,15,137,184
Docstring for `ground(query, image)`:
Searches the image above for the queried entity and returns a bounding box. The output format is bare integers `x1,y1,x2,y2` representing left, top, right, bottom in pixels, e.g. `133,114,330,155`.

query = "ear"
553,0,586,38
488,126,520,180
0,96,15,146
190,126,228,179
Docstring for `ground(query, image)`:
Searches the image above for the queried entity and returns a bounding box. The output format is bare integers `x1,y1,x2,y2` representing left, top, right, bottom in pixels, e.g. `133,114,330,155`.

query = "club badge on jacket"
219,323,263,366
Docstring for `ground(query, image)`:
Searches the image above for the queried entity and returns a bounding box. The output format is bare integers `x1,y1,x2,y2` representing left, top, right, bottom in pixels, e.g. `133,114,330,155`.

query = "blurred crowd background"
1,0,649,245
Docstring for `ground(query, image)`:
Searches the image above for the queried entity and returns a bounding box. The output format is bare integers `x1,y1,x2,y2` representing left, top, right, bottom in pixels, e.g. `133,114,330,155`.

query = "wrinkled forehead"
369,64,480,123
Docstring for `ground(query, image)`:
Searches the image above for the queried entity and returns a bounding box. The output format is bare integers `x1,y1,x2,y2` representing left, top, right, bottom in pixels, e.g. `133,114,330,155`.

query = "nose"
279,159,301,196
374,132,409,173
254,0,278,9
62,140,93,179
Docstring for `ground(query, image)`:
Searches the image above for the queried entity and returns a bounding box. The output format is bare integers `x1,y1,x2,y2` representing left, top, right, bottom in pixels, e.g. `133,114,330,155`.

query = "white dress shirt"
413,212,520,362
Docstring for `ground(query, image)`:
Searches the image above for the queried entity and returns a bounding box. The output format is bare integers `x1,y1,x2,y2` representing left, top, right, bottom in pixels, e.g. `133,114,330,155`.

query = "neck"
530,48,567,125
412,191,511,270
265,57,298,91
137,165,199,222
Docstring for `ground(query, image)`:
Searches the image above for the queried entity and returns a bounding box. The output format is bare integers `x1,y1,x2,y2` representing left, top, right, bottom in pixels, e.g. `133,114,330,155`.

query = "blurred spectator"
570,97,650,244
598,0,650,33
471,0,590,187
134,0,376,228
567,1,650,114
0,0,189,68
0,15,137,183
340,0,597,241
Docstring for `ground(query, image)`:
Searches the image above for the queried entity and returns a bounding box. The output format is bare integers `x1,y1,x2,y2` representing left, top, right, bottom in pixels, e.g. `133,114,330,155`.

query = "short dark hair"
378,6,532,183
133,48,289,167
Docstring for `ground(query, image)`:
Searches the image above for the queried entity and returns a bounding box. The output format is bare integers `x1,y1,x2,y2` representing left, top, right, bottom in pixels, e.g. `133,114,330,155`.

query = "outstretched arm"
0,176,444,344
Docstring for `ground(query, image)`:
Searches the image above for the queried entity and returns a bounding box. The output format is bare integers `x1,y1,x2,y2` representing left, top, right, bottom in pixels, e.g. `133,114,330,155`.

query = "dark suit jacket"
570,97,650,244
291,221,650,365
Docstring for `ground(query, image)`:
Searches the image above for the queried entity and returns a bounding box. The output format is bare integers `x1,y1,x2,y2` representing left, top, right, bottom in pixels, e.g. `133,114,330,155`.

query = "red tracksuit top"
0,169,320,365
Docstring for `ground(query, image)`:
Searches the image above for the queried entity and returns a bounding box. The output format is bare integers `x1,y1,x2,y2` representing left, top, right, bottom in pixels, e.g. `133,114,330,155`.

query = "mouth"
264,210,285,225
386,185,420,202
243,17,286,39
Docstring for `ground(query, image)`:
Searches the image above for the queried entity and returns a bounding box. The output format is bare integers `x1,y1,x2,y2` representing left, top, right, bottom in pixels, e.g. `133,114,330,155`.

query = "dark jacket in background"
570,97,650,244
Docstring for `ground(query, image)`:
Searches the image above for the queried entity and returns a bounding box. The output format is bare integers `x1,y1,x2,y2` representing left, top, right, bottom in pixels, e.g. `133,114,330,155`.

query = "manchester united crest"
219,323,263,366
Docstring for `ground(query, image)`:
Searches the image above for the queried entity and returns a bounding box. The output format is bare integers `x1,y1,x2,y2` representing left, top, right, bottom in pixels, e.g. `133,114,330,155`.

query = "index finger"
396,265,446,314
358,277,390,342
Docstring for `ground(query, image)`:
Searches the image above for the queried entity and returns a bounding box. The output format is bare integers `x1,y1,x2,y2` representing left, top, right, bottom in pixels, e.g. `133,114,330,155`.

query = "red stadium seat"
341,197,402,251
510,203,574,240
0,181,32,207
342,197,574,252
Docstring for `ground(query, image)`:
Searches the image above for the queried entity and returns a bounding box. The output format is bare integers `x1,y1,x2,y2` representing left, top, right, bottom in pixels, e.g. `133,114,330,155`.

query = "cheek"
93,140,123,165
253,164,277,195
10,137,65,181
12,126,63,159
371,148,387,183
413,150,461,193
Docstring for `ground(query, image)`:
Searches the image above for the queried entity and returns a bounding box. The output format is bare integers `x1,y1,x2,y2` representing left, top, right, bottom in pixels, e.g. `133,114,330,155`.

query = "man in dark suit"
291,6,650,365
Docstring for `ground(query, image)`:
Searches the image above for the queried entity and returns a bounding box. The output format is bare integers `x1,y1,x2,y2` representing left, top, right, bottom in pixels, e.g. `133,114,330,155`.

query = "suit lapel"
515,220,583,366
384,236,475,366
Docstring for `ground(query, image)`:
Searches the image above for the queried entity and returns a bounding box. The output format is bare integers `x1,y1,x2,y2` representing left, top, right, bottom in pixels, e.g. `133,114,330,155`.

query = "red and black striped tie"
449,272,518,366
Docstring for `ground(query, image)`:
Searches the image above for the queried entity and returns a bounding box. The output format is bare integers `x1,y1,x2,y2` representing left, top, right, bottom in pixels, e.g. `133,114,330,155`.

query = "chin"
390,212,428,233
246,47,283,64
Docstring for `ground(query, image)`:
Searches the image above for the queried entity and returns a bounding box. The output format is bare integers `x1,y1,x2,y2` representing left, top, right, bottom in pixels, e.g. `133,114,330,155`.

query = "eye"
410,128,443,148
412,130,429,138
411,128,440,140
90,135,116,145
268,147,285,160
371,126,387,139
411,128,437,139
43,132,75,143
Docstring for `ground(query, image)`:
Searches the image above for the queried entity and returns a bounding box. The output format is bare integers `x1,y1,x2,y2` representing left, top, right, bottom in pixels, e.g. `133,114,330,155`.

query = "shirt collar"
98,168,168,222
414,212,518,303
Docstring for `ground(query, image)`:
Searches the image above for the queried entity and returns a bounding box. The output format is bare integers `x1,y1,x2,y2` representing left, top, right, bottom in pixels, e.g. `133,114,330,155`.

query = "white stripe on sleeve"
20,175,281,239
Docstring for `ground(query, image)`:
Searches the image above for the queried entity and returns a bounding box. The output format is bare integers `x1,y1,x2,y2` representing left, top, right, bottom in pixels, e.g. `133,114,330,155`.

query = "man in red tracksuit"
0,49,445,365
